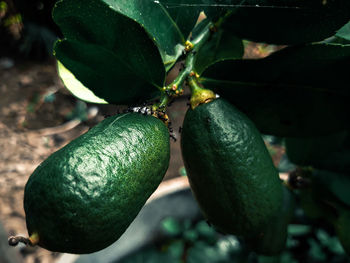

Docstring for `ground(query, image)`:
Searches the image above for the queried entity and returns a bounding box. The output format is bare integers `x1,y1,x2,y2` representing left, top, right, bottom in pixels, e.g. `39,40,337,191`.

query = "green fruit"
24,113,170,254
181,98,283,237
247,186,296,255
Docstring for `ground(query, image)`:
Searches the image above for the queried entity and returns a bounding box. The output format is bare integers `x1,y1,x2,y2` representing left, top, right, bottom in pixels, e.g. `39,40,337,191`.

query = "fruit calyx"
188,72,216,109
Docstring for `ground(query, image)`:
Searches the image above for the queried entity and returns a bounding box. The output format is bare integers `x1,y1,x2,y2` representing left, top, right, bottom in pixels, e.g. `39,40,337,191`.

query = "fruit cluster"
9,95,297,255
7,0,350,258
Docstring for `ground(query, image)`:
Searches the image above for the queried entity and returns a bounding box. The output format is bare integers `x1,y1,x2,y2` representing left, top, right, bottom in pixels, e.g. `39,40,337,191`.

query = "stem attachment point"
8,233,39,247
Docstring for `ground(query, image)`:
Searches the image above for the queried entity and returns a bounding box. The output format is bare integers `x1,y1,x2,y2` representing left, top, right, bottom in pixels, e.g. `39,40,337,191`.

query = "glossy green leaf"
98,0,186,70
201,79,349,137
57,61,108,104
105,0,184,70
313,170,350,207
156,0,203,38
201,43,350,137
336,21,350,41
193,20,244,74
285,131,348,166
161,217,182,236
285,131,350,173
54,0,185,69
53,0,165,104
220,0,350,44
156,0,231,38
203,43,350,90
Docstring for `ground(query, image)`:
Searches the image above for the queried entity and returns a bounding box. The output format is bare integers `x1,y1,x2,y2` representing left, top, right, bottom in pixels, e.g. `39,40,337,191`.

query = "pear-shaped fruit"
181,98,283,237
24,113,170,253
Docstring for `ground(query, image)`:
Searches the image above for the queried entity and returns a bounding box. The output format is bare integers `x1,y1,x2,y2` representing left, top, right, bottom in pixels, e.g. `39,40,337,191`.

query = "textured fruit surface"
248,186,295,255
181,98,283,237
24,113,170,254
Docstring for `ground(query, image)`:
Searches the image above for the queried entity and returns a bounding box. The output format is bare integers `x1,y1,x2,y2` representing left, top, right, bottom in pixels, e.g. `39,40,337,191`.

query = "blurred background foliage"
0,0,61,60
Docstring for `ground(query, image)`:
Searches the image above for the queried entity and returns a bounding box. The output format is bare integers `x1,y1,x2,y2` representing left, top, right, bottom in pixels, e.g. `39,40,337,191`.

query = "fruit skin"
181,98,283,237
247,186,295,255
24,113,170,254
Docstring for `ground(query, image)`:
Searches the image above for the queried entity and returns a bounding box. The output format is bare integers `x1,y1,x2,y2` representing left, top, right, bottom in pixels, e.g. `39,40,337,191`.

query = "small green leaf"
183,229,199,243
336,21,350,41
193,20,244,74
178,166,187,177
195,220,217,240
161,217,182,236
53,0,166,104
57,61,107,104
308,239,327,261
288,224,312,236
315,228,344,254
220,0,350,44
166,240,185,259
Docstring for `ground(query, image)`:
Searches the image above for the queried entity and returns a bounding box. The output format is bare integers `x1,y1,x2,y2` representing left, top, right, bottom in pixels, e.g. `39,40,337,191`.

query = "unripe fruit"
24,113,170,253
181,98,283,237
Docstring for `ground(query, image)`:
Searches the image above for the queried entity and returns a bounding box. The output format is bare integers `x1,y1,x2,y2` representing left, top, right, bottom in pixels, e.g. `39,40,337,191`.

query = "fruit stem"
161,20,216,100
188,74,216,109
151,93,170,126
152,92,170,112
8,233,39,247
